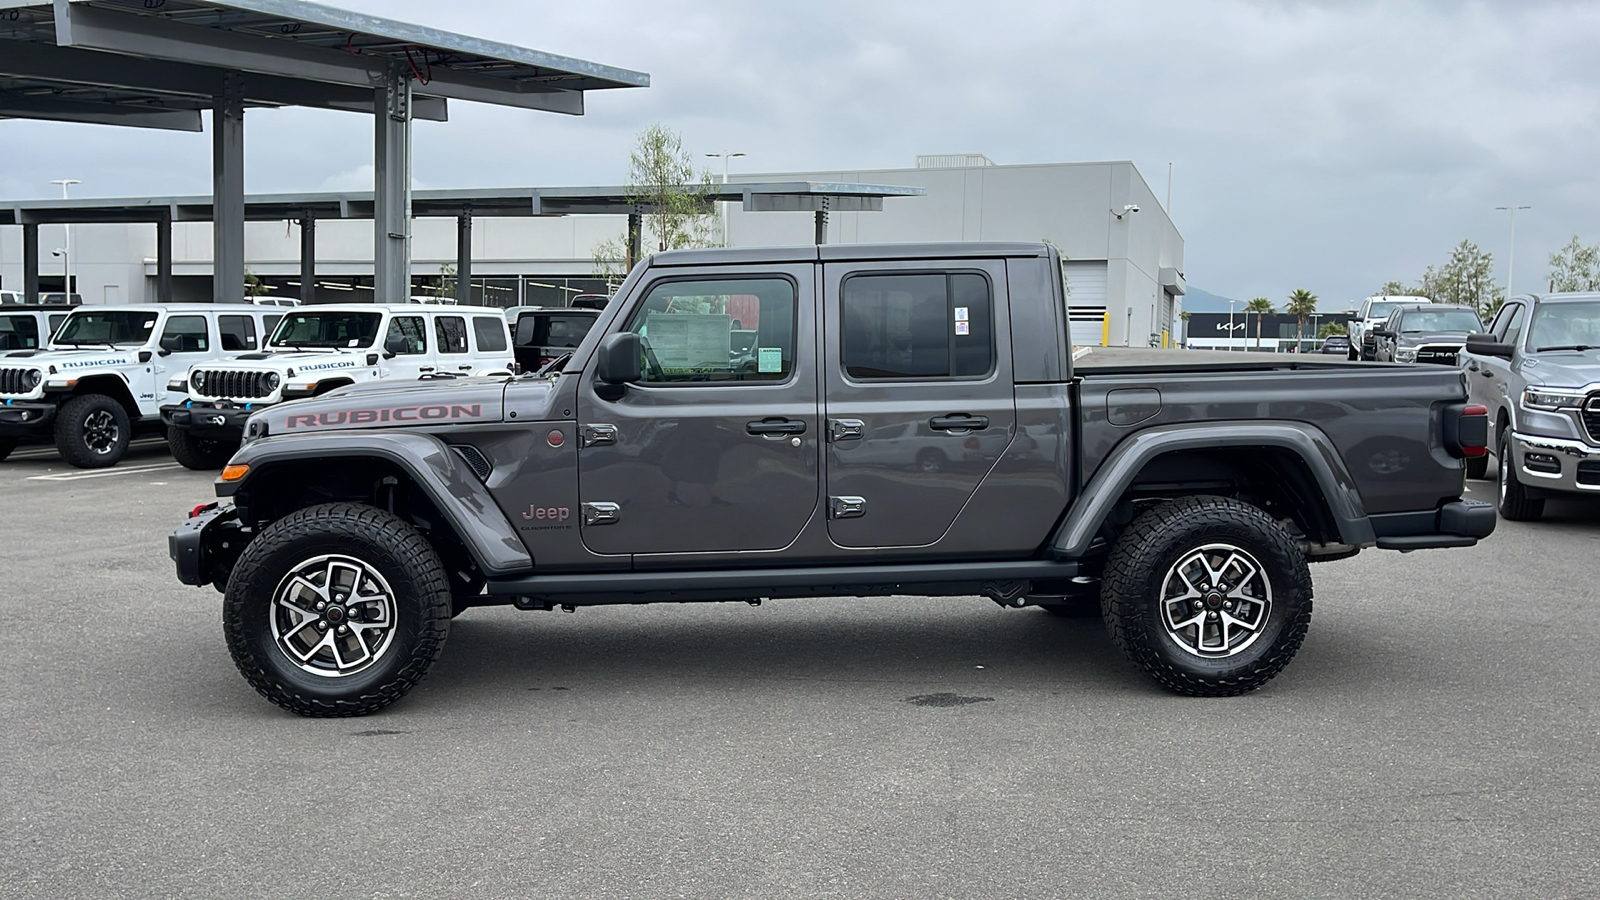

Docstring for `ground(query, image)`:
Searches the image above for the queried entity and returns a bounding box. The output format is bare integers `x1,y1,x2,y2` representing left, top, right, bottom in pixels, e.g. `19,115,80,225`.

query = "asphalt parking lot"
2,443,1597,899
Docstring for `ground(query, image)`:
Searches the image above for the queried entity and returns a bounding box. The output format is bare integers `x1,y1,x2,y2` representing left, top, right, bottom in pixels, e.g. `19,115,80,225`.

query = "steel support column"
156,212,173,301
373,66,413,303
814,199,830,245
626,211,642,271
22,223,40,303
212,72,245,303
298,214,316,305
455,212,473,305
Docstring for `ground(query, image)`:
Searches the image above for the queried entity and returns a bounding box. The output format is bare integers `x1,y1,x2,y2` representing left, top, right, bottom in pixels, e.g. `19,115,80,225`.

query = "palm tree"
1286,288,1319,351
1245,297,1275,350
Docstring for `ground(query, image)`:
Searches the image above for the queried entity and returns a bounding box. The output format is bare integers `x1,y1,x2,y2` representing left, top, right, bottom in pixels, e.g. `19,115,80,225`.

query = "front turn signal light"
220,464,250,482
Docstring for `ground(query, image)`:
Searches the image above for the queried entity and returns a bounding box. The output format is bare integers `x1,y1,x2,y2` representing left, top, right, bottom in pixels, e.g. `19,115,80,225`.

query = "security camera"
1125,204,1140,213
51,248,65,257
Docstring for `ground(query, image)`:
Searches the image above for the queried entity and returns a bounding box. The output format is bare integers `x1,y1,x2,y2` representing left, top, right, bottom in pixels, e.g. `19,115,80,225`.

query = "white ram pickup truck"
160,303,514,469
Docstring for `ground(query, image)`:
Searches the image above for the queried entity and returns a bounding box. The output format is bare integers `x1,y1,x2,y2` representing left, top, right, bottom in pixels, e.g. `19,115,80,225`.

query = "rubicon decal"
284,403,484,428
297,359,360,371
62,357,129,368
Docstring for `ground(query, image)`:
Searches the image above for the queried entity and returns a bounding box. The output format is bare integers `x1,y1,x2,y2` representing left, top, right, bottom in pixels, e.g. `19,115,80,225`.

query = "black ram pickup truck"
170,242,1495,716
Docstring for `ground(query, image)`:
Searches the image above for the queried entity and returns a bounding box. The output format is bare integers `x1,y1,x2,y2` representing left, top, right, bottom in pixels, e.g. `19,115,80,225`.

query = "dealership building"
0,155,1184,347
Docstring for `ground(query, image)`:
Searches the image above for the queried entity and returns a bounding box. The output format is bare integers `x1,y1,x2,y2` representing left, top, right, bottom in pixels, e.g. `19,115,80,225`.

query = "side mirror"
1371,329,1393,339
158,334,181,356
596,332,642,385
1465,332,1514,360
384,334,408,358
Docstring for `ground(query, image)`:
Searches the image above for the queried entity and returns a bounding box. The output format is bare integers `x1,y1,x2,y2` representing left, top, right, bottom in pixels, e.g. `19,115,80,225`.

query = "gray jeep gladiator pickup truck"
170,242,1495,716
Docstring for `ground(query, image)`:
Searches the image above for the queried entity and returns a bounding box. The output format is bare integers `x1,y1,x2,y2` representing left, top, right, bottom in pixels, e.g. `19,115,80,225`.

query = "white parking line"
27,462,183,482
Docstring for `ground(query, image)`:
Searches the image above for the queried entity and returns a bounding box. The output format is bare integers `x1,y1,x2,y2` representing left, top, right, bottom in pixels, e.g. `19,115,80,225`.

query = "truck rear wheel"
166,425,235,470
1100,495,1312,697
55,393,131,468
223,503,451,717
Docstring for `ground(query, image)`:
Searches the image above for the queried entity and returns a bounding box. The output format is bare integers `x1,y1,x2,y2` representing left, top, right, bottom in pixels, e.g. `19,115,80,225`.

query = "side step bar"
486,559,1080,607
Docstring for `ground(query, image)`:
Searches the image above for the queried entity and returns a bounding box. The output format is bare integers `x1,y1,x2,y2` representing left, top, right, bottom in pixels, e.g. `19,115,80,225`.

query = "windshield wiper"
1533,344,1600,352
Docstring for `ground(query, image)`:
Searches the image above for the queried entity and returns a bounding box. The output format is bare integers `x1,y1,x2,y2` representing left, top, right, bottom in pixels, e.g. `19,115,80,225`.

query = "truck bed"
1073,346,1370,374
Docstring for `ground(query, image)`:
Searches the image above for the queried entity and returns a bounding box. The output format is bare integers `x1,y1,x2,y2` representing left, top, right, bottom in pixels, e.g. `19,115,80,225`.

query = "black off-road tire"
1464,453,1489,480
55,393,131,469
223,503,452,717
1495,431,1544,521
0,437,19,462
1100,495,1313,697
166,425,236,470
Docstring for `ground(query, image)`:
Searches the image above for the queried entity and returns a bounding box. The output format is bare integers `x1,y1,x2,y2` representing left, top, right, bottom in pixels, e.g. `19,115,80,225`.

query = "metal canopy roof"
0,0,649,128
0,183,927,224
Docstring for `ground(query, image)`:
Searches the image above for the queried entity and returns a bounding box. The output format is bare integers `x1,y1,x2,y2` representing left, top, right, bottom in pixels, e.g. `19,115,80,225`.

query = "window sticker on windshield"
955,322,971,336
954,307,969,322
144,320,156,329
348,339,360,347
758,347,782,373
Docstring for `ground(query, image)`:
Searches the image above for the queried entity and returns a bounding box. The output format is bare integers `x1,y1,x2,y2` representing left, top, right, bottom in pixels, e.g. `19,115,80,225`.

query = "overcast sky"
2,0,1595,304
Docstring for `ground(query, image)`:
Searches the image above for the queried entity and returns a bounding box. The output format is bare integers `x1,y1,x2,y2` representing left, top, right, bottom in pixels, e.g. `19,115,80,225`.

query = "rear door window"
0,314,40,350
218,315,257,351
841,272,994,380
435,316,469,354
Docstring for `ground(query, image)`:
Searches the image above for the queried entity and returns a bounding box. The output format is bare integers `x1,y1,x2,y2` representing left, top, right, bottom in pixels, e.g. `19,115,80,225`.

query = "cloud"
1,0,1596,299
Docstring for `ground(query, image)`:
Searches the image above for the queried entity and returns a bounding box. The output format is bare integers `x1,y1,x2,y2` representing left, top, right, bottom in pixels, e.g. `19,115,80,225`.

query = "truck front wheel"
56,393,131,468
223,503,452,717
1100,495,1312,697
166,425,236,470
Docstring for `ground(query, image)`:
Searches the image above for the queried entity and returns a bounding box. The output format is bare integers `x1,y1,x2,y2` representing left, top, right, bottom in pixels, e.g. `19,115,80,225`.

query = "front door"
381,313,435,379
575,266,819,556
821,259,1017,548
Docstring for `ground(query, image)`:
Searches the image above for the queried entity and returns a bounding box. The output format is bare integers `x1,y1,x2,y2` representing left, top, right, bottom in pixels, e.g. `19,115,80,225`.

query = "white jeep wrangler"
161,303,514,469
0,304,283,467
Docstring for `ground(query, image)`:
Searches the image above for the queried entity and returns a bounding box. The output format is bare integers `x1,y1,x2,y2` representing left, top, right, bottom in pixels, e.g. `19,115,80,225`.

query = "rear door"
820,258,1017,548
575,266,818,555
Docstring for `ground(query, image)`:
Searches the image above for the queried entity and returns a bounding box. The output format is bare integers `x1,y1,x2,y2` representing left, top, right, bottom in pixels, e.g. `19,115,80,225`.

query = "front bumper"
1507,431,1600,495
161,401,262,441
170,503,246,588
0,399,56,435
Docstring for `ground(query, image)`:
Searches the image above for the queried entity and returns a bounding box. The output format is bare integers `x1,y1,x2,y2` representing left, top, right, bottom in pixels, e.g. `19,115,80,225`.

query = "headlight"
1394,348,1417,362
265,372,280,390
1522,388,1587,410
23,369,42,389
191,370,206,390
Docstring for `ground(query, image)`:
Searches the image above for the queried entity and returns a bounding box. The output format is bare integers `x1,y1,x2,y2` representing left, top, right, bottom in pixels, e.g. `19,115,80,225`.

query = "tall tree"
1245,296,1275,350
592,124,720,286
1547,236,1600,292
1429,239,1505,318
1377,280,1411,297
1285,288,1318,348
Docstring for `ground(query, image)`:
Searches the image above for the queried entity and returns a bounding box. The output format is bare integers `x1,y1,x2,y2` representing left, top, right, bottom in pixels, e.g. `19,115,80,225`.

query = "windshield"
53,311,158,346
268,312,383,349
1527,301,1600,351
515,312,596,349
1401,310,1482,333
1367,301,1422,320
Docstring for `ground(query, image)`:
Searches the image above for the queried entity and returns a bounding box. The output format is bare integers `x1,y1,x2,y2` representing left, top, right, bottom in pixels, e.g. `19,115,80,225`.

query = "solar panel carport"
1,182,927,303
0,0,648,302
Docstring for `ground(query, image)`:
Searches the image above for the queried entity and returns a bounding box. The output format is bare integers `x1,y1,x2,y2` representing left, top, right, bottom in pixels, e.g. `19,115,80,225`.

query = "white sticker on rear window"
758,347,782,373
955,321,970,336
954,307,969,322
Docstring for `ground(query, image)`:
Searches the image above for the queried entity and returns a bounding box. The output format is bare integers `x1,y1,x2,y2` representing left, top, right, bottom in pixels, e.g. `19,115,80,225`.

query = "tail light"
1445,403,1489,458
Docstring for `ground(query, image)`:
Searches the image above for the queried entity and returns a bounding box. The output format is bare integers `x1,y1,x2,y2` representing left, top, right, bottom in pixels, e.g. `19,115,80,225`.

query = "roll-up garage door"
1063,261,1108,347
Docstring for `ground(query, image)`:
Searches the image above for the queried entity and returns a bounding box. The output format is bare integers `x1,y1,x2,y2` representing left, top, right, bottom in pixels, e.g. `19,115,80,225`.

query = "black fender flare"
220,430,533,575
1050,421,1376,558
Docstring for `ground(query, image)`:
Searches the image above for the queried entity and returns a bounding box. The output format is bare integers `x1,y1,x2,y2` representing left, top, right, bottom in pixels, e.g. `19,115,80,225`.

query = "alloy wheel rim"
269,554,398,678
82,410,120,454
1159,542,1273,658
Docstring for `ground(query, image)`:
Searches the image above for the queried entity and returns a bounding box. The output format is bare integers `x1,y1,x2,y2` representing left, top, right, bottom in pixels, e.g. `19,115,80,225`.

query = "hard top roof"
650,241,1051,267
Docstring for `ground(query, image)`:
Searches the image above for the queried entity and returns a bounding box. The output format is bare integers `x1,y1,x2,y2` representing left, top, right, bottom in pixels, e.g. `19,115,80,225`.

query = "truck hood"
12,348,143,370
1521,351,1600,389
248,375,535,436
1395,330,1475,347
212,349,370,372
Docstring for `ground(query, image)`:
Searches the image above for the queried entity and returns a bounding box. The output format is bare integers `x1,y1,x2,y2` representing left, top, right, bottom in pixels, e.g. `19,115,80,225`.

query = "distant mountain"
1181,286,1357,315
1179,287,1241,313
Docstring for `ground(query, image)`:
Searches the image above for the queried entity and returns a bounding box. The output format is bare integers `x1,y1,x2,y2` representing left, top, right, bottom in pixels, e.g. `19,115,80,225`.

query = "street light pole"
50,179,80,297
705,151,745,246
1495,204,1531,296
